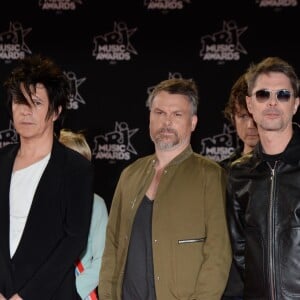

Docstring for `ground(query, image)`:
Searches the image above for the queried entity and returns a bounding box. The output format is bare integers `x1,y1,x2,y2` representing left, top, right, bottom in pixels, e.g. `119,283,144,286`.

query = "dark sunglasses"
253,89,292,102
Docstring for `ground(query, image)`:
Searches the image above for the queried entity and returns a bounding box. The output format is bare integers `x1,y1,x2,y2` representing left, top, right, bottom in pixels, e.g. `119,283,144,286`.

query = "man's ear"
191,115,198,132
53,106,62,121
294,97,299,115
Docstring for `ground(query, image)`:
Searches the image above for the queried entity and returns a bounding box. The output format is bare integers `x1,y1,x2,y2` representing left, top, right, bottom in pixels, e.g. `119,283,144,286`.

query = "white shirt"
9,153,50,257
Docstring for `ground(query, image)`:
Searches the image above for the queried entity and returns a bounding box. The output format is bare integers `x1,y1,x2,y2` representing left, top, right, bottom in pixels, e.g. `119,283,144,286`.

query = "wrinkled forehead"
152,92,192,109
253,72,293,91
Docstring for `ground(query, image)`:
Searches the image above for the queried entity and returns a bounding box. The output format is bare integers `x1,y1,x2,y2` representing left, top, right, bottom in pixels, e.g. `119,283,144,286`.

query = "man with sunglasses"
227,56,300,299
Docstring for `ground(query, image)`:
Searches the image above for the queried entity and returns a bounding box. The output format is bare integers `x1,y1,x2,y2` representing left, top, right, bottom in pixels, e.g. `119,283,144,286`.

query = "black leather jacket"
227,126,300,300
220,148,245,299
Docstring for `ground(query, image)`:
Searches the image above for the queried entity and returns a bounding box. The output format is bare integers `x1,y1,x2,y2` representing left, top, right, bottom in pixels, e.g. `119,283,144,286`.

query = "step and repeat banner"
0,0,299,209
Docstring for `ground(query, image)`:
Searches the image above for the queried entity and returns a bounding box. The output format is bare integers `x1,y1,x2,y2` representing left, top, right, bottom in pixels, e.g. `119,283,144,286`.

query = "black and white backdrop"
0,0,299,209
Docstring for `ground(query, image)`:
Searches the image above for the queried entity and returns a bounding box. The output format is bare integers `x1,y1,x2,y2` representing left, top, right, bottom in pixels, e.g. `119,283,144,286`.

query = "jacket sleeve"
226,169,246,283
191,167,232,299
18,163,94,300
76,195,108,299
98,172,124,299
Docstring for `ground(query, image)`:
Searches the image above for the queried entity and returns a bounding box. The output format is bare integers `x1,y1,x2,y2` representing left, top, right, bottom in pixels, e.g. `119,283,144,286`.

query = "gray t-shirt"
122,195,156,300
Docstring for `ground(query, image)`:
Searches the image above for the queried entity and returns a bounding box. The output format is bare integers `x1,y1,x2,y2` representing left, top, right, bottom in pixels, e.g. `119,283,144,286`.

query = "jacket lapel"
12,139,65,260
0,144,19,261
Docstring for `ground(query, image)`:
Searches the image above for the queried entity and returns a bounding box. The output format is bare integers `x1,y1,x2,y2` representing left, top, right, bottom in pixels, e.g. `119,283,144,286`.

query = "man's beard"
152,127,184,151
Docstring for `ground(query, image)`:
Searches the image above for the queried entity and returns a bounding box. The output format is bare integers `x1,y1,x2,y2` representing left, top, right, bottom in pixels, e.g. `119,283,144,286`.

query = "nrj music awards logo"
0,122,18,149
200,124,237,162
92,22,138,62
64,71,86,110
93,122,139,161
199,20,247,62
144,0,191,10
39,0,83,10
0,21,32,60
257,0,298,7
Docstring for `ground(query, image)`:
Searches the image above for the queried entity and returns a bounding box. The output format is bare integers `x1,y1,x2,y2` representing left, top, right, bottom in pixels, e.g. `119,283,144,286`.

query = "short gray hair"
146,78,199,115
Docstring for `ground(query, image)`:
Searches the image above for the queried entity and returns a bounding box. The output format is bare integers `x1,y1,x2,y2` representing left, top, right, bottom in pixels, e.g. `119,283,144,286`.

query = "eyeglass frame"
251,89,293,103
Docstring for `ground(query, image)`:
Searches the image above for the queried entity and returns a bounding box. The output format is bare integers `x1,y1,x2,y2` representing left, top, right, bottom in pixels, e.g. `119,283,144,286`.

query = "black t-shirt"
261,152,283,168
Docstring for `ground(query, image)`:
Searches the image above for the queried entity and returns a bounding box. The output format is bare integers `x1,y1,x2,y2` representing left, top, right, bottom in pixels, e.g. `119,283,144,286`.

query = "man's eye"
33,100,42,106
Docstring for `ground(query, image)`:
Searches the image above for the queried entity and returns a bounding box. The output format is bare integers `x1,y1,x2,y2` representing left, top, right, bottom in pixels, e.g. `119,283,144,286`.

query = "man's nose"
247,117,256,128
164,115,172,125
21,104,33,115
267,93,278,106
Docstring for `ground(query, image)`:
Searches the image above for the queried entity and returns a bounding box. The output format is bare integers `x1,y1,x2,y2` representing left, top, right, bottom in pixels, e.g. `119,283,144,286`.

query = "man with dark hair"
221,74,259,300
227,56,300,299
221,73,259,170
0,55,93,300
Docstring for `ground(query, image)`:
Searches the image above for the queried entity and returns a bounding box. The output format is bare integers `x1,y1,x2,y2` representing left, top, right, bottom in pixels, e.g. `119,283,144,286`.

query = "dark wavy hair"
4,54,70,133
223,73,248,125
245,56,299,97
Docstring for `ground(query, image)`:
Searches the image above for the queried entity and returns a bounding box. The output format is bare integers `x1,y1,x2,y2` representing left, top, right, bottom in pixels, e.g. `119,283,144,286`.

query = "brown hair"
245,56,299,97
223,73,248,124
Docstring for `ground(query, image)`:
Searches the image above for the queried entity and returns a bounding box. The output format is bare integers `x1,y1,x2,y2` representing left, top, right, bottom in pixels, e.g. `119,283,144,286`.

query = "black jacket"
220,149,244,299
227,126,300,300
219,147,243,172
0,139,94,300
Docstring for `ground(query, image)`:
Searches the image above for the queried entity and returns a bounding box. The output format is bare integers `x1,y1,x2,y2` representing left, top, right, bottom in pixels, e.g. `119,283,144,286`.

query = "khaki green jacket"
99,145,231,300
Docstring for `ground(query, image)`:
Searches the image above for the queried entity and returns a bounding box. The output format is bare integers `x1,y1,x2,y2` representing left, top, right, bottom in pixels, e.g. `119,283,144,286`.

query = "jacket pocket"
172,237,205,297
178,237,206,244
279,228,300,297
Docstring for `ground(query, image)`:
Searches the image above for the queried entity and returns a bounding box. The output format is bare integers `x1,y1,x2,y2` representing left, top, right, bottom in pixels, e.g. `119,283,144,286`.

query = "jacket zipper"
267,161,278,300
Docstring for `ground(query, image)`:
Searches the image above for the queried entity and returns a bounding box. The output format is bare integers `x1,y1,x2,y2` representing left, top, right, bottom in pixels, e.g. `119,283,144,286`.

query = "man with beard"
98,78,232,300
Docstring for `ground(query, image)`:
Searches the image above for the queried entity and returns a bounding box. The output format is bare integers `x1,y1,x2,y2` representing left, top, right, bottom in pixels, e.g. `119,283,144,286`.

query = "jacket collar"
151,144,193,168
254,124,300,164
